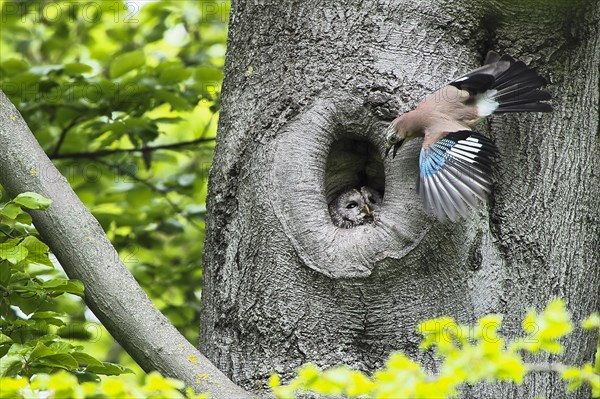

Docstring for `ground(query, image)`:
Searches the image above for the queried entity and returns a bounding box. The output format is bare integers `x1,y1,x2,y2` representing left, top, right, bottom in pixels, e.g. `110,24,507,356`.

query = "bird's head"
384,119,406,158
385,112,423,158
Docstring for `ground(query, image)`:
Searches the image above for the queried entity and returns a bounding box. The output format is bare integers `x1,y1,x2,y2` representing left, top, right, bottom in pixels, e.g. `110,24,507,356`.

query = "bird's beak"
363,204,372,216
385,140,404,159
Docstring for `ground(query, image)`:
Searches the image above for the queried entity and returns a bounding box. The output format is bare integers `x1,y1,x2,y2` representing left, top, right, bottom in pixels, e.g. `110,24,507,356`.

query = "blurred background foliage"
0,0,229,381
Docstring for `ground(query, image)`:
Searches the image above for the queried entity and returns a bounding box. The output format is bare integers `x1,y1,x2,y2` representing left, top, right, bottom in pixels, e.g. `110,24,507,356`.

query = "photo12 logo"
1,1,141,24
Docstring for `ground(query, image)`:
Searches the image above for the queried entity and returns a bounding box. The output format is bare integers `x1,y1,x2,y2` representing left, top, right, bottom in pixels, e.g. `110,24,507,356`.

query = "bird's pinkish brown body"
385,51,552,221
389,85,482,149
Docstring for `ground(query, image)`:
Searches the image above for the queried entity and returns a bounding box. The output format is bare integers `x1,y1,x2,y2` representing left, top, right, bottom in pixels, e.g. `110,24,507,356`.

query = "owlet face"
329,186,382,228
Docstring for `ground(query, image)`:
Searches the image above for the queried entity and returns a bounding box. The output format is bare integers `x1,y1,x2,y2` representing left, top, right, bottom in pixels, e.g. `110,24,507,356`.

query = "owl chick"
329,186,382,228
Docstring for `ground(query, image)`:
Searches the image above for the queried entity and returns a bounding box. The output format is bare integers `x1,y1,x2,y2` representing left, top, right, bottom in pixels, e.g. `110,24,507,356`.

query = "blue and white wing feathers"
417,131,499,221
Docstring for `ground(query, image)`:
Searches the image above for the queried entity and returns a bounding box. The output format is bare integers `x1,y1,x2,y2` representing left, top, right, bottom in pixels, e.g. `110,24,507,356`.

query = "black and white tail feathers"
450,51,553,114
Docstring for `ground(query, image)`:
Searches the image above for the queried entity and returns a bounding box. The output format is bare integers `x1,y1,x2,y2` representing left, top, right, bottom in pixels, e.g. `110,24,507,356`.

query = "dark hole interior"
325,138,385,227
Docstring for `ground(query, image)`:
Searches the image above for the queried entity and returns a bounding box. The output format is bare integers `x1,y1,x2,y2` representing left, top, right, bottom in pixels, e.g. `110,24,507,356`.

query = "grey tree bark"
200,0,599,397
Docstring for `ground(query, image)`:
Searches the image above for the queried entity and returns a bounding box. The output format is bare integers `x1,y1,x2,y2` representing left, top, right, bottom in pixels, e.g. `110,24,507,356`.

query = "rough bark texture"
0,91,252,399
200,0,599,397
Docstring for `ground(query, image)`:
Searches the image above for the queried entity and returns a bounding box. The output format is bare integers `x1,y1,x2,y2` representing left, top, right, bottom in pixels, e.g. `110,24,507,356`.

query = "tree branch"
49,137,216,160
0,90,253,398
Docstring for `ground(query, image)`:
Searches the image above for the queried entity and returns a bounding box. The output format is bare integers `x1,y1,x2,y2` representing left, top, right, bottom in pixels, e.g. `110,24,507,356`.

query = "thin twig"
50,136,216,160
50,112,217,160
95,159,204,233
51,116,85,157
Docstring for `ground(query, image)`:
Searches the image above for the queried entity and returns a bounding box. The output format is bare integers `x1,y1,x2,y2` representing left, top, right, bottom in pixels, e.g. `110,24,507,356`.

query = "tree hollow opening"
325,137,385,227
271,96,428,277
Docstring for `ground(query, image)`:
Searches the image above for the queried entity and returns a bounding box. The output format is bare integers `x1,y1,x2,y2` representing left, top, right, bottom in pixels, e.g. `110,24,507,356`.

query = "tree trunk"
200,0,600,397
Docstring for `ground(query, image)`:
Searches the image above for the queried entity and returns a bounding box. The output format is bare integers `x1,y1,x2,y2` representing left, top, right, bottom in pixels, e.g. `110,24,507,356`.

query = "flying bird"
329,186,382,228
385,51,552,221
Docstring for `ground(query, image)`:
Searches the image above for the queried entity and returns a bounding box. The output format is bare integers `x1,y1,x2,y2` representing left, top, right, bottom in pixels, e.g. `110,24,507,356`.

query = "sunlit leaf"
109,50,145,78
12,193,52,210
64,63,93,76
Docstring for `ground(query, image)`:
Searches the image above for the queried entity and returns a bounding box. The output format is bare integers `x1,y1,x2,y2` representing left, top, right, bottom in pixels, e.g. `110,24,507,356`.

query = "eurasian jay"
385,51,552,222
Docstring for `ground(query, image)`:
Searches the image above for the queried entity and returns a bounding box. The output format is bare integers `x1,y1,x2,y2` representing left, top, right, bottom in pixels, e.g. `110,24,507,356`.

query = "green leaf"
28,342,54,360
0,261,10,285
34,353,79,370
75,370,102,383
47,340,76,354
0,333,13,359
20,236,53,268
30,311,62,320
159,65,192,84
42,280,85,297
90,203,124,216
0,203,21,219
0,344,11,359
0,355,23,377
0,334,13,345
109,50,145,78
30,312,65,327
85,362,133,376
12,193,52,210
14,211,32,225
64,63,93,75
0,239,28,265
71,352,104,367
1,59,30,77
20,236,49,253
582,313,600,330
194,66,224,82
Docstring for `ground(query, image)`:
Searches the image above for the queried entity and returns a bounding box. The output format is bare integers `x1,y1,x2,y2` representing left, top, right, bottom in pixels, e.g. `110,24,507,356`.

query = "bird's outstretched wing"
448,51,552,114
417,131,499,221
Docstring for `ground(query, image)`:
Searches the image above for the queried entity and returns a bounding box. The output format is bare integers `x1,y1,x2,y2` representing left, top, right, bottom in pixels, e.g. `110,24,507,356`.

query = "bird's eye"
368,196,375,203
346,202,358,209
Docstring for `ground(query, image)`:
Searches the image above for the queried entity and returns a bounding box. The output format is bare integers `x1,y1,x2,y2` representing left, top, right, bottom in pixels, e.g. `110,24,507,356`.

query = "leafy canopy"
0,0,229,346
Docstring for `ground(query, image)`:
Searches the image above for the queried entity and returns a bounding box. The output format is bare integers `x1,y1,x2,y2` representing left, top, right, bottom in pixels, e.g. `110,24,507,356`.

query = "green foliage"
0,0,229,345
0,370,207,399
270,299,600,398
1,0,229,390
511,299,574,353
0,191,130,380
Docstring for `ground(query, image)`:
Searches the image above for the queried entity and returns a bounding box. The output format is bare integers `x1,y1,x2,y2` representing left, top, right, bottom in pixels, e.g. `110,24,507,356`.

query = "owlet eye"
346,202,358,209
